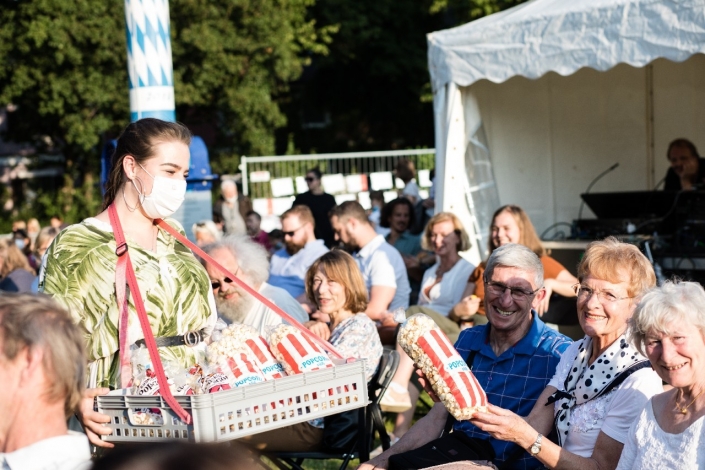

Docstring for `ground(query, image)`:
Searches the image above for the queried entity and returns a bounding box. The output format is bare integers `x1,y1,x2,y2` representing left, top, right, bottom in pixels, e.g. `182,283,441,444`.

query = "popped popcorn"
268,324,334,375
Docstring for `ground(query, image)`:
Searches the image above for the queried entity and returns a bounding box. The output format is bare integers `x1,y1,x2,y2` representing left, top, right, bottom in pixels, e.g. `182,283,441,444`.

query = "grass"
259,392,434,470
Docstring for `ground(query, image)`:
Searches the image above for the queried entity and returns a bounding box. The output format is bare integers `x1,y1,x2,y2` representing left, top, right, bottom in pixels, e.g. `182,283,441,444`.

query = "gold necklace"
676,388,704,414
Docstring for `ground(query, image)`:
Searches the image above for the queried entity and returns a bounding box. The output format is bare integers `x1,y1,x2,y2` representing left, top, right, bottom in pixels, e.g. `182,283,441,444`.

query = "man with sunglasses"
269,206,328,310
202,236,308,336
292,168,337,247
360,243,571,470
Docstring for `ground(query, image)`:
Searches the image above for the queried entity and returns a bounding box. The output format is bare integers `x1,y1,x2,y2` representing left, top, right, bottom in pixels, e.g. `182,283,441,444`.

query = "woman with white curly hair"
616,281,705,469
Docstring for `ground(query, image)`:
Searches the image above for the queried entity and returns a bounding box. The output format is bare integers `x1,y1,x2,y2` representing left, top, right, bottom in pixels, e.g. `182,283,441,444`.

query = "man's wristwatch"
529,433,543,456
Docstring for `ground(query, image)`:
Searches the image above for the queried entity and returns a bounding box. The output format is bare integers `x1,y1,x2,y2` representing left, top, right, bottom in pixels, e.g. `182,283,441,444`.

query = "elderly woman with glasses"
616,281,705,469
471,237,663,470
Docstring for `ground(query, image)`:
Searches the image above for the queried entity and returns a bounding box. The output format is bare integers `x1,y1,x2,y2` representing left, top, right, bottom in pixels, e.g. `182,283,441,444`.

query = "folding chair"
265,349,400,470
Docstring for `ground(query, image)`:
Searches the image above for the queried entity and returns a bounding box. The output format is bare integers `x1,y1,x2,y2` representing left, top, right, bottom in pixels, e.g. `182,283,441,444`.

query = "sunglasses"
282,225,305,237
305,177,316,182
210,266,241,290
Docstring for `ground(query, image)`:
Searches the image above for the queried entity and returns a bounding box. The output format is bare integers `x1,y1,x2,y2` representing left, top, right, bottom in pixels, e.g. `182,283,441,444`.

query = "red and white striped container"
269,325,334,375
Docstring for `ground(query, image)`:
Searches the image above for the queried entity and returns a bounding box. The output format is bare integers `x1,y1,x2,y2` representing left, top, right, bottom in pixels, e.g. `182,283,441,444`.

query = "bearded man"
202,236,308,335
269,206,328,310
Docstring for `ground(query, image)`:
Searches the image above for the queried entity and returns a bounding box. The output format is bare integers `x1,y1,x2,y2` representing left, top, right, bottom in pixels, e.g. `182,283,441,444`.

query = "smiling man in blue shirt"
359,244,572,470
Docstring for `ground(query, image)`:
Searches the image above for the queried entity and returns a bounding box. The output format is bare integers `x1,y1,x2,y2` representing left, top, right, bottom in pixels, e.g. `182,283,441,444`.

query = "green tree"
0,0,332,221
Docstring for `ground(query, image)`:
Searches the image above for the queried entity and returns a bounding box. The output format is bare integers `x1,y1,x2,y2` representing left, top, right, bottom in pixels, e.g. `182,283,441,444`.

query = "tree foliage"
0,0,332,222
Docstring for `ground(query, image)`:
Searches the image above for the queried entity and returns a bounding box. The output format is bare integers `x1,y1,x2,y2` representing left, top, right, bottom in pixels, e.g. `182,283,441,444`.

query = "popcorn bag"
225,353,267,388
268,324,334,375
245,336,286,380
397,313,488,420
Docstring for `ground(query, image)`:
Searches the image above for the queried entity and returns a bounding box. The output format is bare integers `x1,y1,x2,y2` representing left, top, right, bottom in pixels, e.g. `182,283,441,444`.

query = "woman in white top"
471,238,663,470
380,213,475,436
616,281,705,470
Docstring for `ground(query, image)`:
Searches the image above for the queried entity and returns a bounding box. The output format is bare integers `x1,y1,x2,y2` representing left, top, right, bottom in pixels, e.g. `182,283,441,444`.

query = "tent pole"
645,64,655,189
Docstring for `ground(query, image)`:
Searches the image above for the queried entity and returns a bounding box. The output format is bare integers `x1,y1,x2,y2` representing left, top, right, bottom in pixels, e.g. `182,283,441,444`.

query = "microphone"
577,162,620,221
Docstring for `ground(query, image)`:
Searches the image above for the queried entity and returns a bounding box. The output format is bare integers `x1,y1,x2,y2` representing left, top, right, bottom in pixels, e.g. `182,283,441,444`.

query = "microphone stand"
577,163,620,222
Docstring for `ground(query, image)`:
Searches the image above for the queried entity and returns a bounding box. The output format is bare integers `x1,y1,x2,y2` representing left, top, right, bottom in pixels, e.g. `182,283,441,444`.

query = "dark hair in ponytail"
102,118,192,210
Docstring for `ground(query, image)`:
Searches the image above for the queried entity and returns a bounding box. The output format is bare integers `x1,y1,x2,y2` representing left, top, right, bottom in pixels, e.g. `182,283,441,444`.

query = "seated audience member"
380,198,427,306
329,201,411,323
368,190,390,237
201,236,308,336
192,220,222,247
50,215,66,230
0,238,36,293
381,213,476,416
269,206,328,303
617,281,705,469
452,205,577,327
663,138,705,190
30,227,60,293
470,237,662,470
268,229,284,254
245,210,272,251
243,250,383,452
0,293,91,469
11,220,26,232
360,244,571,470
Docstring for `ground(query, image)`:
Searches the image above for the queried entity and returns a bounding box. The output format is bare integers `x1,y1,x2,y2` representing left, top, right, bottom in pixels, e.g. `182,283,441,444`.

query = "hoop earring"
122,185,137,212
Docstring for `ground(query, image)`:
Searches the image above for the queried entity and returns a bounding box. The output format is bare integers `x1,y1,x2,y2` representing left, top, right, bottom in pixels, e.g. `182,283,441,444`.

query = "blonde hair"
421,212,471,252
0,238,34,276
489,205,545,257
0,293,86,418
578,237,656,298
305,250,368,313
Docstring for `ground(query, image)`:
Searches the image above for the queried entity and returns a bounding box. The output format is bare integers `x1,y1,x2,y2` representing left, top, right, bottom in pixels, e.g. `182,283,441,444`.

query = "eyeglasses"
282,225,305,237
572,283,633,304
211,266,240,290
305,177,316,182
484,279,541,301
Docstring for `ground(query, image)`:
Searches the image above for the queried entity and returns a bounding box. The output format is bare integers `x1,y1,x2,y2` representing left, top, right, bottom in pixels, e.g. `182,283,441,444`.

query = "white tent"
429,0,705,264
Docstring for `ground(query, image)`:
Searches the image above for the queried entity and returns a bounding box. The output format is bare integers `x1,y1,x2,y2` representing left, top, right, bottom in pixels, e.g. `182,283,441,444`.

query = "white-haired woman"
616,281,705,469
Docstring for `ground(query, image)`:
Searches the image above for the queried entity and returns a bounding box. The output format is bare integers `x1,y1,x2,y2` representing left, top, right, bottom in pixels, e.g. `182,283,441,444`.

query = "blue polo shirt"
268,240,329,298
453,314,572,470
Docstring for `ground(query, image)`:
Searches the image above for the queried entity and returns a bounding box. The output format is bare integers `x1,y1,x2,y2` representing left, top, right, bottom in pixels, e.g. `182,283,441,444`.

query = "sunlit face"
491,211,521,248
389,204,410,233
577,275,634,343
645,322,705,388
484,266,542,333
132,141,190,196
311,267,348,317
0,339,23,439
668,146,699,179
429,220,459,256
206,247,254,322
282,215,308,255
330,215,356,250
195,231,217,247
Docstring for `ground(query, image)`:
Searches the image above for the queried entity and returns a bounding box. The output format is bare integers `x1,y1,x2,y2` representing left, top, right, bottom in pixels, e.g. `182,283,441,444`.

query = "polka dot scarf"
549,334,649,446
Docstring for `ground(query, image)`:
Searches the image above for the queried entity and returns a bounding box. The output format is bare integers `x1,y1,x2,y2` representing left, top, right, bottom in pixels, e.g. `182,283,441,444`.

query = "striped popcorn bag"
398,313,488,420
245,337,286,380
269,325,334,375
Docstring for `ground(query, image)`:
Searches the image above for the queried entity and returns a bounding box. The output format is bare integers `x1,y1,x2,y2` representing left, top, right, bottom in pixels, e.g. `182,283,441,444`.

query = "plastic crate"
96,360,368,443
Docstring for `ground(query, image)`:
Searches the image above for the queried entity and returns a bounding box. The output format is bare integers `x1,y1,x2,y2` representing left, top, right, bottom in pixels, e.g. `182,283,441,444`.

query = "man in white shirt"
269,206,328,308
202,236,309,336
0,294,91,470
329,201,410,323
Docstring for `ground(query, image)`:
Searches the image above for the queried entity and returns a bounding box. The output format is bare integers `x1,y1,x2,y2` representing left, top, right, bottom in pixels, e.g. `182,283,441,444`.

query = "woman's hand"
449,295,480,322
470,404,535,449
78,387,114,448
305,320,331,341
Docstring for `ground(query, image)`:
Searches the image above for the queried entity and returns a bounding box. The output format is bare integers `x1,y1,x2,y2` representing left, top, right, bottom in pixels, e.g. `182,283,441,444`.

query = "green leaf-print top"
39,217,217,389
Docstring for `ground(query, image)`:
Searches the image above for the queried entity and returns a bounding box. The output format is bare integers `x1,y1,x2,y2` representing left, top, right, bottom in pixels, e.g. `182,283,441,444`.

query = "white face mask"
133,163,187,219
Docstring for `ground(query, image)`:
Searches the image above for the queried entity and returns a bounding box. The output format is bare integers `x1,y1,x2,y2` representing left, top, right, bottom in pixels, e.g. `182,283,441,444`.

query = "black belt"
134,329,205,348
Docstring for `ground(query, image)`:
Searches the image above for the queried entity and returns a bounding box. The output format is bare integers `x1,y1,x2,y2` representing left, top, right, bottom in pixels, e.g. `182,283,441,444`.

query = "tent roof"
428,0,705,91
